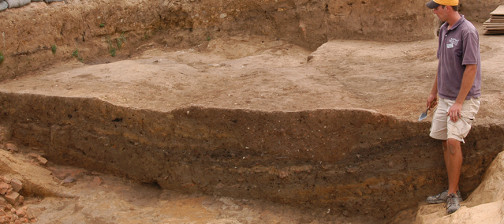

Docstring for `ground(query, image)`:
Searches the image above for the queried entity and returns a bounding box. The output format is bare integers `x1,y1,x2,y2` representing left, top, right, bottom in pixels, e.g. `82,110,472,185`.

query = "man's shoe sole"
427,198,445,204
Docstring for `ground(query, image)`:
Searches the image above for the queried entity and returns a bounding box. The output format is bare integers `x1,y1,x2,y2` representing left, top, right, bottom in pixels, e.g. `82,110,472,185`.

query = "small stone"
0,197,7,207
345,166,359,173
1,176,9,182
62,176,75,183
49,167,86,181
278,170,289,178
215,183,224,189
34,155,48,165
15,207,26,217
38,157,48,165
6,187,13,195
27,153,48,165
5,143,18,152
18,195,24,205
25,207,37,220
28,152,47,165
10,179,22,192
4,191,20,205
0,182,10,195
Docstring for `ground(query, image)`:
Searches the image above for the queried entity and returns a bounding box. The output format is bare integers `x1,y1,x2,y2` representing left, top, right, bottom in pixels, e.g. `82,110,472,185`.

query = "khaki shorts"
430,97,480,143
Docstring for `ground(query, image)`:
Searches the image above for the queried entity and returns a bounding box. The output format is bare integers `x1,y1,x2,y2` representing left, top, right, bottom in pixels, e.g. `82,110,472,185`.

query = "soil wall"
0,0,501,81
1,93,503,219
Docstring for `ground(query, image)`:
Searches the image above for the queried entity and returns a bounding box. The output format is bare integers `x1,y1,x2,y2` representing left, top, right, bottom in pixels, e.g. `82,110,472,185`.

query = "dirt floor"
1,0,504,223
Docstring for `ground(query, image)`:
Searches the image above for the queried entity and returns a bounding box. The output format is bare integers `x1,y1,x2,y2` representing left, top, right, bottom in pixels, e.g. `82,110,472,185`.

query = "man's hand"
448,102,463,122
427,94,438,110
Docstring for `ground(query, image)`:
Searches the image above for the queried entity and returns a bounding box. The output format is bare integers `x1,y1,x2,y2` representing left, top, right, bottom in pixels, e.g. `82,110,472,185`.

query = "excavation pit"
1,0,504,223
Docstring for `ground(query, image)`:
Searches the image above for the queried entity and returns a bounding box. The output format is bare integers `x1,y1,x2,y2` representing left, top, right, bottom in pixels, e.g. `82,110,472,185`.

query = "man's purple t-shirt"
437,15,481,100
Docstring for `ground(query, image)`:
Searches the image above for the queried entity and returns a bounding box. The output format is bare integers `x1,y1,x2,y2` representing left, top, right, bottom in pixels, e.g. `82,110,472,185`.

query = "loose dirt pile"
0,174,32,223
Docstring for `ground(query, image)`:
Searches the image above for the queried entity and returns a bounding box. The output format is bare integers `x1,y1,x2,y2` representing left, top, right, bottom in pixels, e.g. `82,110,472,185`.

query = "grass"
0,51,3,64
106,37,116,57
99,23,105,28
51,45,57,54
72,49,78,57
116,33,126,50
107,33,127,57
109,48,116,57
72,49,83,62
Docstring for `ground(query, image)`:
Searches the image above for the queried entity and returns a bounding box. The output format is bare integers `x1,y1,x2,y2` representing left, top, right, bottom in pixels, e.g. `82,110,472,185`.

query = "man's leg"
444,138,462,194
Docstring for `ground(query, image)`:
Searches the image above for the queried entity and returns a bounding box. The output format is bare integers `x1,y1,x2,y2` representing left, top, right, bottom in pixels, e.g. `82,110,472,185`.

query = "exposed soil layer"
1,94,504,221
1,0,502,80
1,0,504,223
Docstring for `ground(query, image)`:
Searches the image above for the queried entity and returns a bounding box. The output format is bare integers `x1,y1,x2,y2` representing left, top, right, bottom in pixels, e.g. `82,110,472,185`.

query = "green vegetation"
99,23,105,28
0,51,4,64
107,33,127,57
116,33,126,50
51,45,57,54
109,47,116,57
72,49,83,62
106,37,116,57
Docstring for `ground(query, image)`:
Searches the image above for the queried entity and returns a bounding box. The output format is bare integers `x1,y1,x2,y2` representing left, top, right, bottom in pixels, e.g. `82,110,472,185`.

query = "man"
424,0,481,215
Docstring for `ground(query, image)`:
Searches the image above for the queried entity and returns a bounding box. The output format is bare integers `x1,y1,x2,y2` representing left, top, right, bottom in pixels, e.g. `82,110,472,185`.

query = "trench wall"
1,93,503,219
0,0,502,81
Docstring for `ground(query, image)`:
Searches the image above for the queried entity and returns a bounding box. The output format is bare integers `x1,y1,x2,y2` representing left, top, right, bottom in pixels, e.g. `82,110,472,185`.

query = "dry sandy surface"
1,22,504,223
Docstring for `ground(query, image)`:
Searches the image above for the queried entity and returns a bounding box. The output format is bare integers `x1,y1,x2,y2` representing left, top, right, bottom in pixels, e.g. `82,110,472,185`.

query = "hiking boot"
446,193,461,214
426,190,462,204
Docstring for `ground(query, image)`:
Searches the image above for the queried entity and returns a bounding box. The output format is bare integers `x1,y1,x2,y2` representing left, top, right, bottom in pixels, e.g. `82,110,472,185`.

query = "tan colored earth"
1,0,504,223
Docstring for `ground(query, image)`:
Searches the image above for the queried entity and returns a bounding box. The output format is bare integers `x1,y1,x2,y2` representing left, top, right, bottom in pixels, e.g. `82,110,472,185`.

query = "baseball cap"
426,0,459,9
